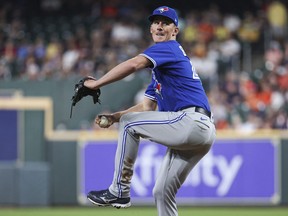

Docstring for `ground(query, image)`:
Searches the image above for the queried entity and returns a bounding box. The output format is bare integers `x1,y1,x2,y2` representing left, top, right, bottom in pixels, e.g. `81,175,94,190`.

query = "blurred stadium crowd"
0,0,288,130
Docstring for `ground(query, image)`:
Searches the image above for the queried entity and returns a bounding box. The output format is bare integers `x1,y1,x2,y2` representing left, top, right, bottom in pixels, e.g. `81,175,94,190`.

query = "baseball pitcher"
83,6,216,216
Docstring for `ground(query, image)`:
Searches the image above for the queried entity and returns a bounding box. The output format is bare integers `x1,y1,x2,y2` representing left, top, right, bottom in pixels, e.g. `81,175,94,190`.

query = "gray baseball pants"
109,107,216,216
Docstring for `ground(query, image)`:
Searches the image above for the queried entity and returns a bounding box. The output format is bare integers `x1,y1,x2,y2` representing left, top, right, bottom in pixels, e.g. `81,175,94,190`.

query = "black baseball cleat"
87,189,131,209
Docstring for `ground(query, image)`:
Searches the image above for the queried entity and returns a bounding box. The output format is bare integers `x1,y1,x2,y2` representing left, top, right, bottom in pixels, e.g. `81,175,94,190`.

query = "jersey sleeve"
140,42,176,68
144,81,157,101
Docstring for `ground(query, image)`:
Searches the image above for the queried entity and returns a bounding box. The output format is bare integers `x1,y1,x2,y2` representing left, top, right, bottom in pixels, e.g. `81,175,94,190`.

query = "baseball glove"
70,77,101,118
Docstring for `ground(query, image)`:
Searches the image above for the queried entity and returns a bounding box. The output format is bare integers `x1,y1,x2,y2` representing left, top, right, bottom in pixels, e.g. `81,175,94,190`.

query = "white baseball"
99,116,109,127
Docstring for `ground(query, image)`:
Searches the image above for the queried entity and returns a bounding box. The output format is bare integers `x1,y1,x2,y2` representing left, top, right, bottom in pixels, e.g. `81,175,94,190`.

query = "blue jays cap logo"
158,7,169,13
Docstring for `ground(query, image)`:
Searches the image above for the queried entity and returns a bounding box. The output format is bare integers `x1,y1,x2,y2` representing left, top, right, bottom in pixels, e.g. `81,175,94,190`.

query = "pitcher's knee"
120,113,140,128
119,113,130,126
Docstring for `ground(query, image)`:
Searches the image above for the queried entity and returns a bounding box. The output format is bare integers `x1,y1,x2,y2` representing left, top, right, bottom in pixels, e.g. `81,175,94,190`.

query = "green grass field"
0,206,288,216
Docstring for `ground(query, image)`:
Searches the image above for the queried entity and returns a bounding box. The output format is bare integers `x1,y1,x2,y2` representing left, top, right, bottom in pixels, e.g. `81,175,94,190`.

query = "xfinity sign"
78,139,279,205
132,144,243,197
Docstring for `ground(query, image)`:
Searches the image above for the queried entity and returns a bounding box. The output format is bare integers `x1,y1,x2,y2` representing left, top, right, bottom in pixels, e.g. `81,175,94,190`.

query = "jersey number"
179,45,200,80
190,61,200,79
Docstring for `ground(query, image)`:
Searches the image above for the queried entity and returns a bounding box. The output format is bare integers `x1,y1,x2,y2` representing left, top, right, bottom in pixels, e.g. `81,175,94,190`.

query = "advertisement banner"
78,139,279,205
0,110,18,161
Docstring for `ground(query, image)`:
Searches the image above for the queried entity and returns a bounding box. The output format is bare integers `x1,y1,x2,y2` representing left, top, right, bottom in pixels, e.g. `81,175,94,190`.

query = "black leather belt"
181,106,211,118
195,107,211,118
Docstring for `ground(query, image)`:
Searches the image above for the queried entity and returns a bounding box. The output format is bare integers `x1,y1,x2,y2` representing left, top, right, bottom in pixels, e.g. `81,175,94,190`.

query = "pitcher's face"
150,16,179,43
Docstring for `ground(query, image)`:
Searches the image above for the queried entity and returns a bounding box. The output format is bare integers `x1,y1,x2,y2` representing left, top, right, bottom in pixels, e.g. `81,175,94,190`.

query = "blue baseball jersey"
140,40,211,112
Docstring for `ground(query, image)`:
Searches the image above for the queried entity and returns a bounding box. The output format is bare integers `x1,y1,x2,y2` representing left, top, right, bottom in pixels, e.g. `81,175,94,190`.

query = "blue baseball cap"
148,6,178,26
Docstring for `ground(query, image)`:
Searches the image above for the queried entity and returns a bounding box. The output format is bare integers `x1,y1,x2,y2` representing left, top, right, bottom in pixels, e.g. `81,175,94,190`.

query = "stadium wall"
0,80,288,206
